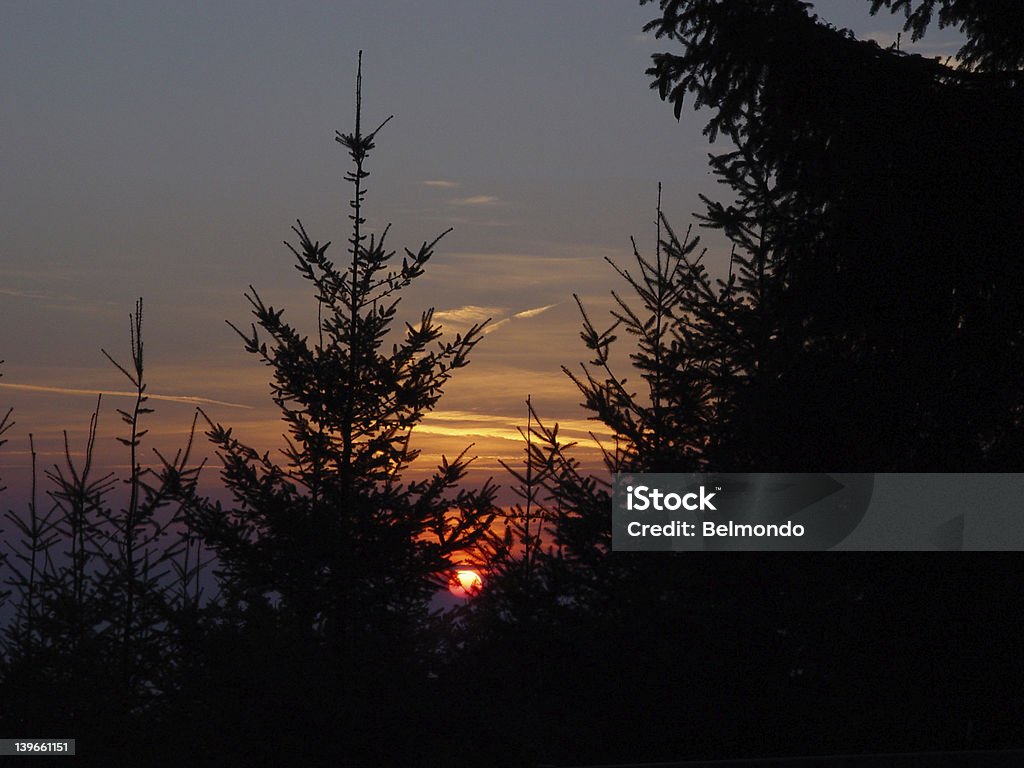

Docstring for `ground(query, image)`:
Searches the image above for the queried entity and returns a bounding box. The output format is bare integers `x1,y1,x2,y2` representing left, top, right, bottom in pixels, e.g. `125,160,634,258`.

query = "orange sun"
448,568,484,598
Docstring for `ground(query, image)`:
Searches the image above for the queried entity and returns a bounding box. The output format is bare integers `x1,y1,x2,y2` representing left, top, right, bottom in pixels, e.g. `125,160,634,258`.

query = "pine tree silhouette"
186,52,498,689
0,302,204,748
642,0,1024,470
451,7,1024,761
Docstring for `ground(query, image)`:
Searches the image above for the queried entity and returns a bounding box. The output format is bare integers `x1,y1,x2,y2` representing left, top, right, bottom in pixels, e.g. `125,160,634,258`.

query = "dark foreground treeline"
2,3,1024,765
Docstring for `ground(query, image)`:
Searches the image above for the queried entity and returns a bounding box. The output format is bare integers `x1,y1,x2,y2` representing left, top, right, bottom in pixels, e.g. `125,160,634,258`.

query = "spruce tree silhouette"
565,185,720,473
181,53,498,764
450,6,1024,763
0,302,205,754
642,0,1024,470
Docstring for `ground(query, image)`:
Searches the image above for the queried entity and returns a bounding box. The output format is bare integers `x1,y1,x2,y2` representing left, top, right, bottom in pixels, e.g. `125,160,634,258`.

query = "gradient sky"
0,1,964,499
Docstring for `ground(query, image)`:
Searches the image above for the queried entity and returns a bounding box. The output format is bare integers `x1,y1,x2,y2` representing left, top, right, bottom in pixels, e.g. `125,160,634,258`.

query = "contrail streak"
0,382,253,409
480,303,557,335
513,303,558,319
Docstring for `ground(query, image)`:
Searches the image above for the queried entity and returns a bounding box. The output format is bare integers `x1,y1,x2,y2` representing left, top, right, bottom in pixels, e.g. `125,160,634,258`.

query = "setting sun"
448,569,484,599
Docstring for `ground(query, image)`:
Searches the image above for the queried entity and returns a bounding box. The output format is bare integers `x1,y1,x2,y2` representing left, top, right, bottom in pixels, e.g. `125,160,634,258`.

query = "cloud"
481,303,558,335
513,303,558,320
0,288,50,300
420,410,527,425
415,422,522,442
417,408,611,449
481,318,512,335
0,286,119,314
422,179,460,188
436,303,557,336
0,382,252,409
433,305,499,325
449,195,502,207
425,215,514,228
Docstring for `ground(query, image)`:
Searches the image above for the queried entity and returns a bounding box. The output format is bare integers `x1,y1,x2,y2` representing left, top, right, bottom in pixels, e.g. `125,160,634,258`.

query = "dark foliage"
641,0,1024,470
186,52,496,641
450,3,1024,764
870,0,1024,71
2,9,1023,763
0,302,204,753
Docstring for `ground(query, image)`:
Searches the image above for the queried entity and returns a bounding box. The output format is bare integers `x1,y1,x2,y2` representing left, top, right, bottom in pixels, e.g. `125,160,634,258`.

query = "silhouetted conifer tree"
0,301,203,746
493,398,555,590
173,55,500,765
186,53,497,685
452,6,1024,759
641,0,1024,470
565,185,728,473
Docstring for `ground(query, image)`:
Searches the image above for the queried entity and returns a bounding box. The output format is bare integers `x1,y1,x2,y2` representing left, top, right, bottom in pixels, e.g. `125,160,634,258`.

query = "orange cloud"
437,303,557,336
434,305,499,325
513,303,558,320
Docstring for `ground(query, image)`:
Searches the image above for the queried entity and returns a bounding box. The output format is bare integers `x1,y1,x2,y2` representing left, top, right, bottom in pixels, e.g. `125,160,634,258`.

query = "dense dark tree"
451,5,1024,763
0,303,204,755
641,0,1024,470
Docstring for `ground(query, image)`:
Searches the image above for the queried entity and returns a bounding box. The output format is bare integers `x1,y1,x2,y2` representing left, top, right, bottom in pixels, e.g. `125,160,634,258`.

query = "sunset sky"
0,1,962,499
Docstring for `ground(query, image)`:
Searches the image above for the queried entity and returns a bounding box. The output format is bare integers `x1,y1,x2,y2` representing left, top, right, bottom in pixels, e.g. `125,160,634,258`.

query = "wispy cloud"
513,303,557,320
433,305,499,325
483,303,557,335
0,287,119,313
0,382,252,409
449,195,502,207
421,410,525,425
482,318,512,335
422,215,515,228
423,179,460,188
415,422,522,442
0,288,50,300
417,408,611,449
436,303,557,336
